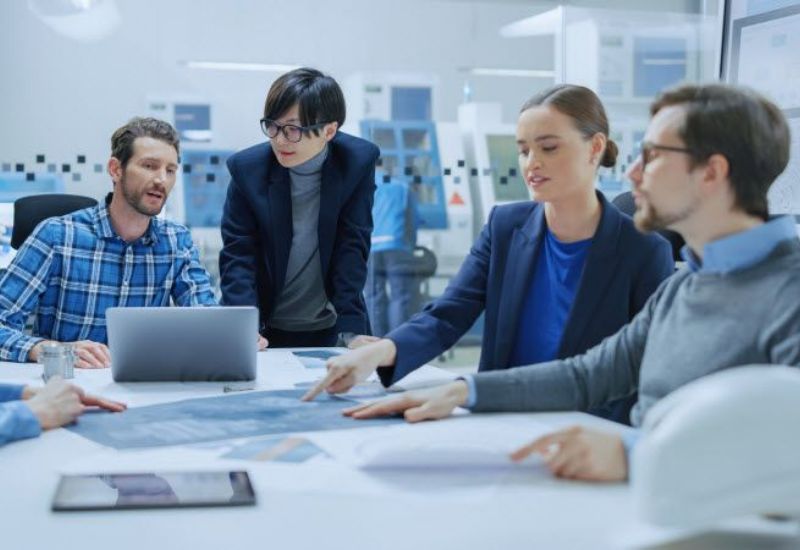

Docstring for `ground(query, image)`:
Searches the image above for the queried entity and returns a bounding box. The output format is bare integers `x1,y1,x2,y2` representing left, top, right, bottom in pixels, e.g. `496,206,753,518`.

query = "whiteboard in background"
722,1,800,219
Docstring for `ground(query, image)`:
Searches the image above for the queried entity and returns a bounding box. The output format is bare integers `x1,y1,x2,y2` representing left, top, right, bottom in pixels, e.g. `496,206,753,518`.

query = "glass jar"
39,343,75,381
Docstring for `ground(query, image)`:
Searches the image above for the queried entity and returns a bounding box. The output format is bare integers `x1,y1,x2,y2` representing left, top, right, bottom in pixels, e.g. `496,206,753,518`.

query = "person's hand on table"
341,380,469,422
30,340,111,369
22,377,127,430
510,426,628,482
301,339,398,401
71,340,112,368
257,334,269,351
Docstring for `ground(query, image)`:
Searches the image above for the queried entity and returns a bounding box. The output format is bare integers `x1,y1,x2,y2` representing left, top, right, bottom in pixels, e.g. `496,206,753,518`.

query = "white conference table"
0,350,763,550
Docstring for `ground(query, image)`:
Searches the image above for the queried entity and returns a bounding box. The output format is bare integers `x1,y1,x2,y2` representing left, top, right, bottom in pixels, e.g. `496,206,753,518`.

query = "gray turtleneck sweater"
270,146,337,332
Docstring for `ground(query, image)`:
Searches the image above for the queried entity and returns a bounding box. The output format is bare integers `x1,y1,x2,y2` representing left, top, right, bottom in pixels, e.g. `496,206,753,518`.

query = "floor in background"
431,345,481,377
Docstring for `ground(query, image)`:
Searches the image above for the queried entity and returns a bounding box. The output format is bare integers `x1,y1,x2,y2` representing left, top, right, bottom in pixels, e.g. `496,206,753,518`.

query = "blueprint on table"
68,389,402,450
293,349,343,369
293,350,343,361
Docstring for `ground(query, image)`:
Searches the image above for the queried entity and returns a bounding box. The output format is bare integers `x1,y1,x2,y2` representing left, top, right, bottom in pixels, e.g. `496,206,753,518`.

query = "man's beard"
120,173,167,217
634,194,697,233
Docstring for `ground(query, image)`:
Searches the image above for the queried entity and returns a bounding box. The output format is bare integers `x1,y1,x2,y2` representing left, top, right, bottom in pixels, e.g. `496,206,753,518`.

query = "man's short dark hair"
263,67,346,136
651,84,789,220
111,117,180,168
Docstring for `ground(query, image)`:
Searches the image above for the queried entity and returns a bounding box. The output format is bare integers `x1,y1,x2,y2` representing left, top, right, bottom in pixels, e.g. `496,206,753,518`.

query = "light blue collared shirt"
461,376,478,408
0,383,41,446
463,215,799,420
681,215,798,274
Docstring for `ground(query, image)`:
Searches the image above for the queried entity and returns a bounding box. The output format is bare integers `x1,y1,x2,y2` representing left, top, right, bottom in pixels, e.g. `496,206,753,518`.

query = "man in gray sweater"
342,83,799,482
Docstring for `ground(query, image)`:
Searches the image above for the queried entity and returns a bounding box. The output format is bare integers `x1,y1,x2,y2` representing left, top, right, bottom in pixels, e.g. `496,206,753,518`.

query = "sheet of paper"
292,348,346,369
222,435,327,463
308,415,552,469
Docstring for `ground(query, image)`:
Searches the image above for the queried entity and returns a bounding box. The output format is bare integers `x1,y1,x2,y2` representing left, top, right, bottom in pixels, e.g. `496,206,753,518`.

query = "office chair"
611,191,685,262
11,193,98,249
409,245,438,312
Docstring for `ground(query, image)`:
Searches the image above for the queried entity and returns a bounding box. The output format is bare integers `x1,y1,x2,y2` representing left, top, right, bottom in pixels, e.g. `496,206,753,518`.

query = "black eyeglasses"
259,118,328,143
639,142,694,168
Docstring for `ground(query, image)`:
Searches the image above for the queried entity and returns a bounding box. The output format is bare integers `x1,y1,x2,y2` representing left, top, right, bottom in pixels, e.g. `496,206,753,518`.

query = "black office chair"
407,245,438,312
611,191,685,262
11,193,98,249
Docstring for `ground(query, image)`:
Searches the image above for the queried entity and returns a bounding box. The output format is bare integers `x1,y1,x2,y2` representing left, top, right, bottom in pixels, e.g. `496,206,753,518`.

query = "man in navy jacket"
220,68,379,347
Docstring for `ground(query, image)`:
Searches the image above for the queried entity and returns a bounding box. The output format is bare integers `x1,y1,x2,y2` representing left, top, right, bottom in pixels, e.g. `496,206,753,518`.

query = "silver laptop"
108,307,258,382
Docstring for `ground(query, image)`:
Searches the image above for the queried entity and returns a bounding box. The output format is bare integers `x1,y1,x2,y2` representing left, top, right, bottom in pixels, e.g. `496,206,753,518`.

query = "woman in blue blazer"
304,85,674,424
219,68,379,347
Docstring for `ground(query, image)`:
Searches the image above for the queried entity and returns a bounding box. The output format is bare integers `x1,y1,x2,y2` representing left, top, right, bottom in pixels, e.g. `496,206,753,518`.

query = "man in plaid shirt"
0,117,221,368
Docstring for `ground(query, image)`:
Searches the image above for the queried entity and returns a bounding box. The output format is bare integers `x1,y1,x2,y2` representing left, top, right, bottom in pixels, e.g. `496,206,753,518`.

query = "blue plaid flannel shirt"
0,199,217,362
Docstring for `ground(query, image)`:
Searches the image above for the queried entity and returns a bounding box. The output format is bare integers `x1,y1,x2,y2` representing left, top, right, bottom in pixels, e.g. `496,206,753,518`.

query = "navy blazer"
382,192,674,388
219,132,380,335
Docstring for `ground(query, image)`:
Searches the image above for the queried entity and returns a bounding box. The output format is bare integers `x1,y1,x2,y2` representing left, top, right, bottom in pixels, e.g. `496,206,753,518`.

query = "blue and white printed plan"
68,389,403,449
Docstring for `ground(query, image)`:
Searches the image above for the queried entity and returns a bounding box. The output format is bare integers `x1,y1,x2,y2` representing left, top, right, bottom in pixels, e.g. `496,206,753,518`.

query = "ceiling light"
27,0,120,42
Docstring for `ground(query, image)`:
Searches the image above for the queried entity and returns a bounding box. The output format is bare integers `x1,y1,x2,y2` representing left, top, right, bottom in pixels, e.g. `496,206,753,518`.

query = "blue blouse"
508,227,591,367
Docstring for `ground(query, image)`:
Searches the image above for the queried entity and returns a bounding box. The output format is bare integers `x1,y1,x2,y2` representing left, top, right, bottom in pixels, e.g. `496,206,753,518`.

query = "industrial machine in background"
0,7,715,317
345,24,712,282
502,5,715,195
345,20,712,339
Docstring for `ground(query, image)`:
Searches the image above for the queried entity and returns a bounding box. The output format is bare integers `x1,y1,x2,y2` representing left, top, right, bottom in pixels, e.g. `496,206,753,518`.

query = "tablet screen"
52,471,256,511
